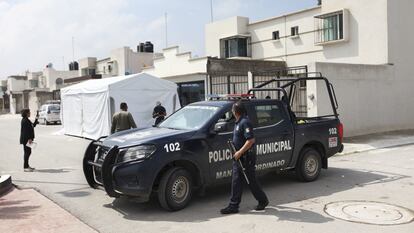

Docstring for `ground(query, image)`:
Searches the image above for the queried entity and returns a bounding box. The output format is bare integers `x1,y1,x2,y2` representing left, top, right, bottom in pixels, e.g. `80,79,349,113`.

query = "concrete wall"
95,47,155,78
28,91,53,114
144,46,207,78
318,0,389,65
119,48,154,75
96,58,114,78
248,7,322,66
78,57,97,76
43,68,78,90
7,78,27,92
307,62,414,137
387,0,414,76
27,71,42,81
9,94,23,114
205,16,249,57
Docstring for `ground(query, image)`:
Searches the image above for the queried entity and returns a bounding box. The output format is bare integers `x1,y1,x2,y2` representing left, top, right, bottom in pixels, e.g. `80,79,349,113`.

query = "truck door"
248,101,294,172
205,108,235,183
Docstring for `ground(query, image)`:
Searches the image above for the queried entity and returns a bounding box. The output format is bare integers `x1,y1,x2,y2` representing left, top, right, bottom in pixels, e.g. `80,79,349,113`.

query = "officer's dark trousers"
23,145,31,169
230,153,268,208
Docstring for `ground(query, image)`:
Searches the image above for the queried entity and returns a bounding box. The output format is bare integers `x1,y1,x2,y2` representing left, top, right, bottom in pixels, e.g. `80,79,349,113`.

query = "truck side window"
217,110,235,132
255,105,283,127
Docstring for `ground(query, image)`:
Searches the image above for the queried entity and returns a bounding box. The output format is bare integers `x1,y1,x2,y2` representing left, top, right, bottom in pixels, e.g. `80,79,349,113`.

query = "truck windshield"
48,105,60,111
159,105,219,130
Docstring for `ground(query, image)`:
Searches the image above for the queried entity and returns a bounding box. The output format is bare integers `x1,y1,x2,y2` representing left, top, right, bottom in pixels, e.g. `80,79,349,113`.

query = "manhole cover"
324,201,414,225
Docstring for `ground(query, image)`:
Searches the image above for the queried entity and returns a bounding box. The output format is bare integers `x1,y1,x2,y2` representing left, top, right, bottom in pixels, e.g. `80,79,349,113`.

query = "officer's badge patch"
246,128,250,133
236,126,239,131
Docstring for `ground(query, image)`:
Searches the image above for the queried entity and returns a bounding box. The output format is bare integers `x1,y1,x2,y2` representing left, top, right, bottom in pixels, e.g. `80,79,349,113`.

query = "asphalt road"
1,115,413,233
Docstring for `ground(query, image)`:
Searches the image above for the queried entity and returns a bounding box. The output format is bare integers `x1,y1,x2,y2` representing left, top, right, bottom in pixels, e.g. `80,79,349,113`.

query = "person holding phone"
20,108,39,172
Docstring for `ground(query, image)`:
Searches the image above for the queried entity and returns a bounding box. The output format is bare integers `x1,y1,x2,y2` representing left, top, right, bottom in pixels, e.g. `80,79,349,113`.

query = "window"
87,69,96,76
272,31,280,40
216,110,235,133
55,78,63,89
315,10,347,44
159,105,220,130
254,105,283,127
29,80,38,88
178,81,205,106
291,26,299,37
221,37,250,58
48,105,60,111
323,13,343,41
82,68,96,76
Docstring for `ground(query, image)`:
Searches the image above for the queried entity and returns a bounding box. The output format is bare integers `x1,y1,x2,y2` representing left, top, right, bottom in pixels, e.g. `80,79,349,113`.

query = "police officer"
220,101,269,214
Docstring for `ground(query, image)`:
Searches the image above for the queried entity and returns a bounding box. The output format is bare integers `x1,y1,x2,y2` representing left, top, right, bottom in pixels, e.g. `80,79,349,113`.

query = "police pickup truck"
83,75,344,211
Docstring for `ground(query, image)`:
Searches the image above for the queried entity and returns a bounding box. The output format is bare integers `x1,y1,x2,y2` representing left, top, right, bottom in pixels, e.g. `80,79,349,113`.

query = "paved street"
1,115,413,233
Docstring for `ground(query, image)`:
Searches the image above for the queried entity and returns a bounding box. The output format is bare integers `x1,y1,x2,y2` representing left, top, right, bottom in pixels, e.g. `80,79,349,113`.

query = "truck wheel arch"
299,141,327,169
153,160,202,191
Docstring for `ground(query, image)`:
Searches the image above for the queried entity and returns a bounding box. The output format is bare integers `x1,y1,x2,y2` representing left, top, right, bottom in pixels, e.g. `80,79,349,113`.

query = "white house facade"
144,0,414,137
79,45,158,79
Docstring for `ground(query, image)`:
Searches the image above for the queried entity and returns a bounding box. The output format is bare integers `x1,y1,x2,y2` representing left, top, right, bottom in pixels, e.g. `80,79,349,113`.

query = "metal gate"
210,74,249,95
209,66,308,117
252,66,308,117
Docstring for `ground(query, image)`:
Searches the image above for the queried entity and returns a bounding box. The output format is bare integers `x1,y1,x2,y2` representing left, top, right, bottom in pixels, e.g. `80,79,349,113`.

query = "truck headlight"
118,145,156,163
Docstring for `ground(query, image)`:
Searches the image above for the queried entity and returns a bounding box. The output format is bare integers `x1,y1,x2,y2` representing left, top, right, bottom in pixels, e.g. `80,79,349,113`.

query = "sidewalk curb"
337,142,414,156
0,174,13,196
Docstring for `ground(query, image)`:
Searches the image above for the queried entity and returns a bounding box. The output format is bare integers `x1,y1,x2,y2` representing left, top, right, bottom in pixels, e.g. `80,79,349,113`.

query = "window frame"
220,36,251,58
290,26,299,37
314,9,349,45
272,30,280,40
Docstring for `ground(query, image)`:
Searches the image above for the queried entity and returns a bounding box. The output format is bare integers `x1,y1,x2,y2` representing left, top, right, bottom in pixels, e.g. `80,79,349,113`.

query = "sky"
0,0,317,79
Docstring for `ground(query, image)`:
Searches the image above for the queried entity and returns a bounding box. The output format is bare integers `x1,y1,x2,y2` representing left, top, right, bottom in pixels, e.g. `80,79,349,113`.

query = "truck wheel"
45,120,49,125
158,167,193,211
296,147,322,182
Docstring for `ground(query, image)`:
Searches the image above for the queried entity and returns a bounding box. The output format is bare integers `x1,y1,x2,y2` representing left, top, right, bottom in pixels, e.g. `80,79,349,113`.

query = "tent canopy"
61,73,180,139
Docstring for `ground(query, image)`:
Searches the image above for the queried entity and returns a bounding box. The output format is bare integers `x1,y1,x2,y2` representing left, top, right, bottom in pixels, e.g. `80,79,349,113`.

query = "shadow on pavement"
13,180,87,186
34,168,72,173
103,166,409,223
0,198,40,220
57,187,91,198
247,205,334,223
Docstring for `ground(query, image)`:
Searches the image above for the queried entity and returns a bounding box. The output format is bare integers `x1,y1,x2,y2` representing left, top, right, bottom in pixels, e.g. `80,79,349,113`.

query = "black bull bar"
83,140,120,197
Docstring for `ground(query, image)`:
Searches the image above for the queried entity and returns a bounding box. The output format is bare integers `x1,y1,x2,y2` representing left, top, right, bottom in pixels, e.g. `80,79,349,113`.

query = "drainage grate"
324,201,414,225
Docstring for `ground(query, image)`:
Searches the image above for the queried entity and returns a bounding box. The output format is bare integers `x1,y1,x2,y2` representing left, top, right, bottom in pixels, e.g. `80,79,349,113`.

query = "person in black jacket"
152,101,166,126
20,109,39,172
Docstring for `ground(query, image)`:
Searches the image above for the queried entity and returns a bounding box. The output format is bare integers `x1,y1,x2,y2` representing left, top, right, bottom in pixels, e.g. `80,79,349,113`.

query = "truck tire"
158,167,193,211
296,147,322,182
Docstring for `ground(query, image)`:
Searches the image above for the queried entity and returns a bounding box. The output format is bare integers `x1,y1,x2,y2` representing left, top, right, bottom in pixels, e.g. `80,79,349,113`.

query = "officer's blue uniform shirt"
233,115,254,150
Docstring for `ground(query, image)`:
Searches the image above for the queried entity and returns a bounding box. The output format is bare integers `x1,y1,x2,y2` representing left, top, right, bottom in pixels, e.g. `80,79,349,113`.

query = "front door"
205,107,235,183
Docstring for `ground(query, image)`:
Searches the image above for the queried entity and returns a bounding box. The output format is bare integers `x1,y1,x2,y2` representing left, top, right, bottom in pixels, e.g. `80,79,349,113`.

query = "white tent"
60,73,180,139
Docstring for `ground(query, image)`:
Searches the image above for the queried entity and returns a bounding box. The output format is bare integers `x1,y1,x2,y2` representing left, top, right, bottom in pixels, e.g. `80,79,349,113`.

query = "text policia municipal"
208,140,292,164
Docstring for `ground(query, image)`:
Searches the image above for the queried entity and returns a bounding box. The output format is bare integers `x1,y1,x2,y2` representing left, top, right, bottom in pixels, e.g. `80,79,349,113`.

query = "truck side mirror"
214,121,229,133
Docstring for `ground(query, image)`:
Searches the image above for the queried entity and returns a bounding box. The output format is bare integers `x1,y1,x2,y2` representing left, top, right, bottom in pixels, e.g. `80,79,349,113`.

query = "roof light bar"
206,94,255,100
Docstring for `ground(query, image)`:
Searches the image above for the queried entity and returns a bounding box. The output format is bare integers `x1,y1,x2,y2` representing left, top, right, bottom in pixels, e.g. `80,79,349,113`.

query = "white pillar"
247,71,253,90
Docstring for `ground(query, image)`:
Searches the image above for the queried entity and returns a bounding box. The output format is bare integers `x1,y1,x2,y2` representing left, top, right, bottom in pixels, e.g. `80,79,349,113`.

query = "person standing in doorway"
20,109,39,172
152,101,166,126
220,101,269,214
111,102,137,134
